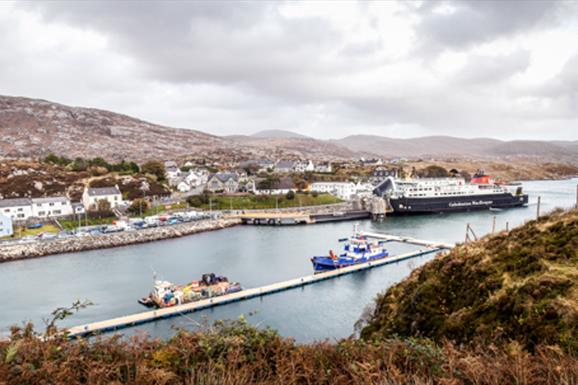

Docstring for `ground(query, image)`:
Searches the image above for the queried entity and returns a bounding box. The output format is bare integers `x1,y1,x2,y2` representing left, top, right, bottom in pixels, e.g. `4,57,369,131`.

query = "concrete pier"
68,233,453,338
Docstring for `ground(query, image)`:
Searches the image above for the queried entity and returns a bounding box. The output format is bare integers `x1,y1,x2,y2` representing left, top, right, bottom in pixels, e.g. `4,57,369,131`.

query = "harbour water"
1,178,576,342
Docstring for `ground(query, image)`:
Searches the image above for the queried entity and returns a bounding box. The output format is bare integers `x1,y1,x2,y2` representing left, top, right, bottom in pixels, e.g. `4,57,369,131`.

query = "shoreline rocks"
0,218,241,263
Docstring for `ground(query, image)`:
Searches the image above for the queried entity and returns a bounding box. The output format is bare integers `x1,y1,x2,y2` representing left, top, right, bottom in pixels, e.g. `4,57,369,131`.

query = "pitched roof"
31,196,70,204
276,160,295,169
209,173,238,183
256,177,295,190
0,198,32,208
86,186,121,197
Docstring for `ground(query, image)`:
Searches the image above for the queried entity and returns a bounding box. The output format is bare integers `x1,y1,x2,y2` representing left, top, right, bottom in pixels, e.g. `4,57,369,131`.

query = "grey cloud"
415,0,571,51
454,50,531,84
3,1,578,141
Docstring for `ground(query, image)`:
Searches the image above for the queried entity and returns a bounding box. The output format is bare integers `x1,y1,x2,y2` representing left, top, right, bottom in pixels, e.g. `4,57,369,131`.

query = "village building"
165,166,182,181
294,160,315,173
0,198,34,221
255,177,296,195
82,186,123,211
31,196,73,218
314,162,332,173
310,181,357,200
206,173,239,194
275,160,295,173
372,167,399,178
72,202,86,215
0,214,14,237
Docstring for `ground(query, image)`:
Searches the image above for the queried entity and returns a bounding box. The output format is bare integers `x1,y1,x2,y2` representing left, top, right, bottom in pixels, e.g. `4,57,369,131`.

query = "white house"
294,160,315,173
82,186,123,211
177,181,191,193
165,166,182,182
0,214,13,237
311,182,357,200
0,198,34,221
31,196,73,218
255,178,296,195
314,163,332,173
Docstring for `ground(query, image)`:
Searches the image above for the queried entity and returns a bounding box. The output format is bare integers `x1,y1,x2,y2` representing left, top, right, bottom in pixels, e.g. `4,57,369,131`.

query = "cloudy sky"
1,1,577,140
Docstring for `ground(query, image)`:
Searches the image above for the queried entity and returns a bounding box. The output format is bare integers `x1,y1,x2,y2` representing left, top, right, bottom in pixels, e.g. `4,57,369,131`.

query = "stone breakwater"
0,218,241,263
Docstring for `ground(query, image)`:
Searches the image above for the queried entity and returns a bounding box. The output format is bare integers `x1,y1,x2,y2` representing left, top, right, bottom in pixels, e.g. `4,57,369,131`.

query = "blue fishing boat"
310,225,389,272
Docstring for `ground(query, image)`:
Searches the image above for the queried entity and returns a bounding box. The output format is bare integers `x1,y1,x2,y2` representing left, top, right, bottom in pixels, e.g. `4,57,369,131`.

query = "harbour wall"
0,218,241,263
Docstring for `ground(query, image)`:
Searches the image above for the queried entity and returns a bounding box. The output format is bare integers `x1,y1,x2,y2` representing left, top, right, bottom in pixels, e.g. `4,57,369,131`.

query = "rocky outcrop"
0,219,241,263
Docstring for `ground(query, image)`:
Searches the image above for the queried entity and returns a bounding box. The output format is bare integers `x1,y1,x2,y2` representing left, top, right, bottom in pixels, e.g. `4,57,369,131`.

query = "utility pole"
536,195,541,219
491,216,496,233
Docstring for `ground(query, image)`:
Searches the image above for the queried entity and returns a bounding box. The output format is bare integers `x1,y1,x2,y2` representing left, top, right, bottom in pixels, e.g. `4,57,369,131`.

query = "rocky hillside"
0,96,225,161
0,95,353,161
361,208,578,351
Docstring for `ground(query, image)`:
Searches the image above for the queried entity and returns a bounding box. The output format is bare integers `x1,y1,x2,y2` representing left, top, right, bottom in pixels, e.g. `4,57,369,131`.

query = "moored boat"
310,226,389,272
374,170,529,215
138,273,242,308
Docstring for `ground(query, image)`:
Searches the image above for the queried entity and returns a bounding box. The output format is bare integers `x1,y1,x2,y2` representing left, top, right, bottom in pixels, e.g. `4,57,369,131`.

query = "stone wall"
0,218,241,263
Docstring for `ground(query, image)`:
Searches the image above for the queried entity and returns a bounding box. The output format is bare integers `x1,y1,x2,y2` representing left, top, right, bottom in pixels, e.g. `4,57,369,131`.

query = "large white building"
31,197,73,218
0,198,34,221
0,196,74,222
82,186,123,211
310,182,357,200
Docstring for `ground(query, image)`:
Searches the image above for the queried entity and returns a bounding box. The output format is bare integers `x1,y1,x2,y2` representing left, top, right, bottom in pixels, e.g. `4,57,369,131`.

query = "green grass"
59,216,116,230
193,193,342,210
142,201,189,217
2,224,60,239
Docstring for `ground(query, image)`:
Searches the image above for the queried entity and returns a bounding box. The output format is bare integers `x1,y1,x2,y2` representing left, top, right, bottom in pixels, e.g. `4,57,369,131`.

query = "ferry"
138,273,242,308
311,226,389,272
374,170,529,214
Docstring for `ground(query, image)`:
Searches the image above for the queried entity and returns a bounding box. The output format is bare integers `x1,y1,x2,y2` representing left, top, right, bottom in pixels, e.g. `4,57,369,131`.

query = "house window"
38,211,45,216
17,208,23,212
49,202,55,206
115,196,118,201
53,210,61,215
17,214,25,218
4,209,9,213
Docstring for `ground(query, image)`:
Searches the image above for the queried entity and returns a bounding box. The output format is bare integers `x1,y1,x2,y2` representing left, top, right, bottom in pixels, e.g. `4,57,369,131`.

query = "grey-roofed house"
0,198,33,221
206,173,239,193
31,196,73,218
275,160,295,173
82,186,123,211
255,177,296,195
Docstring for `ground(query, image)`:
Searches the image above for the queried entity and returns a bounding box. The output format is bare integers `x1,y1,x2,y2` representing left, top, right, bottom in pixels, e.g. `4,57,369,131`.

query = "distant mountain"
251,129,311,139
333,135,578,163
0,95,575,163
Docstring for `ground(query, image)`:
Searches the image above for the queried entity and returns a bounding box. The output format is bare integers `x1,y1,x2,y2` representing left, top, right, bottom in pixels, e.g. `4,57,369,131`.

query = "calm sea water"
1,178,576,342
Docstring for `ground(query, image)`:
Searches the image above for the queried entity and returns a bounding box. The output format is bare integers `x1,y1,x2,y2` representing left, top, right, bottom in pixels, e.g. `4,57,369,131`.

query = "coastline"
0,218,241,264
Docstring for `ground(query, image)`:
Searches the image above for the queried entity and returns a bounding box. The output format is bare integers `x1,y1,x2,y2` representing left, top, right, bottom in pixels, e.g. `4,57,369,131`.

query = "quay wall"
0,218,241,263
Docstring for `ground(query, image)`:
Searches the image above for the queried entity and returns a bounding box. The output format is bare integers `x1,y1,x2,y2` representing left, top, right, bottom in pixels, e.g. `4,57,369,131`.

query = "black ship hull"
390,193,528,215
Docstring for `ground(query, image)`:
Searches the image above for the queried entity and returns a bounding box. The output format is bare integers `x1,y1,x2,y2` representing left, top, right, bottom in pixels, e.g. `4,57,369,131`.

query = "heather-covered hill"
361,208,578,351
